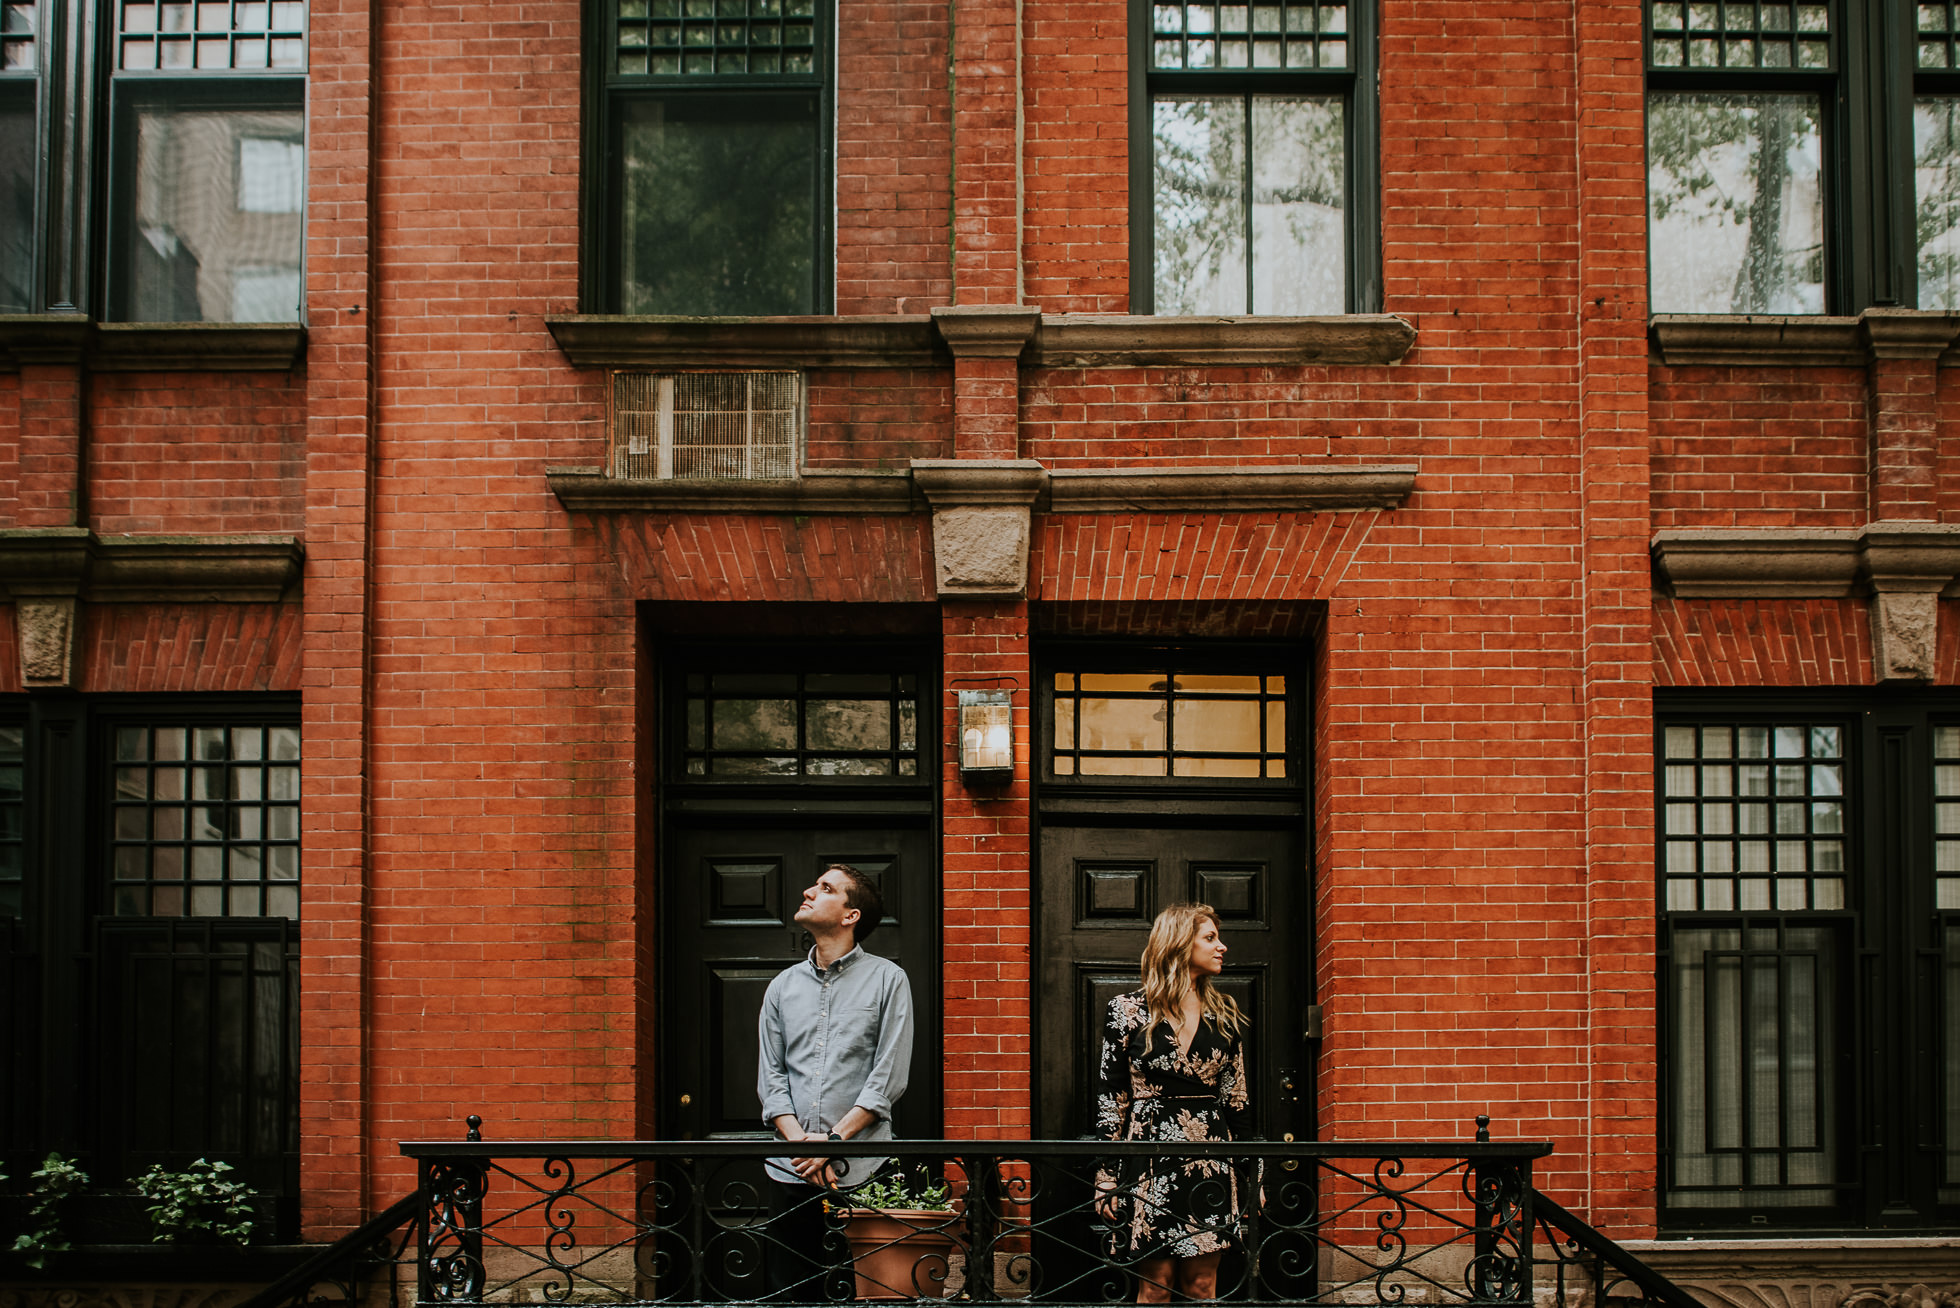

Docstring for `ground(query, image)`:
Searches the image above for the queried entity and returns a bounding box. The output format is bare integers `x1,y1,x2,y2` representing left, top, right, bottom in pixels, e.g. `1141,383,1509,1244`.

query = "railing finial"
1475,1113,1490,1142
466,1114,483,1141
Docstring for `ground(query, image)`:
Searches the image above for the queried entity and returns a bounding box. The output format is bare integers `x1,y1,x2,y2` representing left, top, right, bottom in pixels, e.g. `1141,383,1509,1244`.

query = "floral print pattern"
1095,990,1257,1260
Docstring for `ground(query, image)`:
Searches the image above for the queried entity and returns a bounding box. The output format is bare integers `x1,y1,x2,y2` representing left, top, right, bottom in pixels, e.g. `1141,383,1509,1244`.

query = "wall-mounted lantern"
957,689,1014,783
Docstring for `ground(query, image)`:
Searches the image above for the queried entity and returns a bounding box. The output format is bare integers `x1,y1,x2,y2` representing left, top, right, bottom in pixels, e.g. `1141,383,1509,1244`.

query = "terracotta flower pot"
842,1207,963,1301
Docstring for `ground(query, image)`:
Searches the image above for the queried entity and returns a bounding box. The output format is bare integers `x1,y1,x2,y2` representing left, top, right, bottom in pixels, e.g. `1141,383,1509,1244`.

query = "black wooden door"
663,821,938,1142
1036,822,1311,1143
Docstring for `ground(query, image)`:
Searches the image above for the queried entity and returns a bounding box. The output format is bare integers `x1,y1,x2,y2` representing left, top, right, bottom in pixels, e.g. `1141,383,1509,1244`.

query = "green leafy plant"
846,1167,952,1212
12,1152,88,1268
132,1159,255,1246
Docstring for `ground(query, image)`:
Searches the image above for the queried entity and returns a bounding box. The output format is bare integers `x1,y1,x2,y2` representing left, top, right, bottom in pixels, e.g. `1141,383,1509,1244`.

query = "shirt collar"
806,943,862,978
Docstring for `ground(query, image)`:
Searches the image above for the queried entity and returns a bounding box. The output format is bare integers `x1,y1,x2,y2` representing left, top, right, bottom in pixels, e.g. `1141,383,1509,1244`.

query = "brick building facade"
1,0,1958,1290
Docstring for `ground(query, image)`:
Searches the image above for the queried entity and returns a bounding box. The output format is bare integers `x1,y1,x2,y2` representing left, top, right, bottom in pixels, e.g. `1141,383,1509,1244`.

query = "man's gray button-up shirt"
758,944,914,1187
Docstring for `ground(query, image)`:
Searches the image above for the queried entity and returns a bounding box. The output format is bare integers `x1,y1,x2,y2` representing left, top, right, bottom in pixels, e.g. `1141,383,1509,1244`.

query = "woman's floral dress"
1094,990,1257,1260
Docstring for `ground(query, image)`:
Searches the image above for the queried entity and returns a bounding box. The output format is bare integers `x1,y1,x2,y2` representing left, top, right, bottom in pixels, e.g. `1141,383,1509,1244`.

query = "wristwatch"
828,1131,844,1141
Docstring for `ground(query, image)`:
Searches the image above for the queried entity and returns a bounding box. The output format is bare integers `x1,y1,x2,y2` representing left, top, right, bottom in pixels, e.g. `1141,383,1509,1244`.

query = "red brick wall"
1654,597,1874,687
1022,0,1129,313
88,372,307,535
835,0,953,314
806,370,953,467
1650,366,1867,529
82,603,304,693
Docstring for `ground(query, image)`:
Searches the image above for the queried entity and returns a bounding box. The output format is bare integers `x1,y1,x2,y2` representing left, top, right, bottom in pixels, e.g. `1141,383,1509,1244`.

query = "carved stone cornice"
909,459,1048,506
1650,309,1960,367
1046,464,1416,512
1620,1234,1960,1308
543,315,949,369
1031,313,1417,366
0,317,303,371
929,305,1042,359
0,530,304,603
545,467,923,514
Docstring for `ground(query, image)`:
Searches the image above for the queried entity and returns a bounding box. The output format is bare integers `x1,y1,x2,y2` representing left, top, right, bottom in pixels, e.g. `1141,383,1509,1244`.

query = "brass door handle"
679,1094,692,1107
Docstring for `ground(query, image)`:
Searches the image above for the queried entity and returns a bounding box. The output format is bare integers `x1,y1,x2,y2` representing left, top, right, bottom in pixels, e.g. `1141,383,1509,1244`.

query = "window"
1042,645,1299,784
1129,0,1376,313
1657,695,1956,1231
108,0,307,323
0,0,306,320
679,668,922,778
594,0,831,314
0,698,301,1237
1646,1,1960,314
1645,3,1832,314
610,370,803,480
0,2,37,312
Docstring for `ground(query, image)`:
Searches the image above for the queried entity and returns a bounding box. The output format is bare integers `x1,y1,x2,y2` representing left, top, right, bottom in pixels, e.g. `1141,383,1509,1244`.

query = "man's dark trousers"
763,1179,853,1302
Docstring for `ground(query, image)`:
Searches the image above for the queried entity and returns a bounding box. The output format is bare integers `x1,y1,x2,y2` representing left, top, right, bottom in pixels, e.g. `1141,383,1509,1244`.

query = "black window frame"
1657,689,1959,1234
0,693,303,1241
103,72,307,324
581,0,835,314
1036,639,1307,795
1640,0,1948,314
1126,0,1379,315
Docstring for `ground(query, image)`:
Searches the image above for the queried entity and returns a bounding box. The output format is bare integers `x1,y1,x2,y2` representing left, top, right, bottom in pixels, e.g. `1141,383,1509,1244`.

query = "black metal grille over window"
682,671,921,778
1046,656,1292,781
1648,2,1831,70
1662,722,1847,913
1149,0,1347,70
110,721,300,918
614,0,815,76
115,0,307,71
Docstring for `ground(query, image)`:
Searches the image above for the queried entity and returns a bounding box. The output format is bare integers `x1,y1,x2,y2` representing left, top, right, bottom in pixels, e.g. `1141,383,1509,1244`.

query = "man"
756,863,915,1301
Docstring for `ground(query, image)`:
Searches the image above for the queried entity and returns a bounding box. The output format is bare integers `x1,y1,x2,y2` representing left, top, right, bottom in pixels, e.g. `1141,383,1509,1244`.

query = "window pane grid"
1921,2,1960,68
2,2,37,73
613,0,816,77
1661,721,1848,914
682,671,921,779
1150,0,1346,70
1050,670,1288,780
116,0,305,72
0,722,21,919
1933,725,1960,910
1649,0,1831,70
1666,922,1841,1207
109,722,299,919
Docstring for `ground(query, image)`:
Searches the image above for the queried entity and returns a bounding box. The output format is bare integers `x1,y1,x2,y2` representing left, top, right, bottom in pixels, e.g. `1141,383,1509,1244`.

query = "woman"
1094,902,1257,1304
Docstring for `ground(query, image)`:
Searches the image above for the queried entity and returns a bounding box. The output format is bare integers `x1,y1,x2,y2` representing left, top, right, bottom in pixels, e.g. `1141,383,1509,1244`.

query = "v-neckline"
1168,1014,1200,1060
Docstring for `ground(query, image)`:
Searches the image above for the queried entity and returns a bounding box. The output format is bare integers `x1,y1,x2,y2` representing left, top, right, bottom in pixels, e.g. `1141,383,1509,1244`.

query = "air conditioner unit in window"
609,371,803,481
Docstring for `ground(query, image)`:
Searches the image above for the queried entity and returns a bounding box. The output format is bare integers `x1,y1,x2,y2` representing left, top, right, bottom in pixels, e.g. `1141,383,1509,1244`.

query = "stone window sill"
1650,309,1960,366
0,315,305,371
1651,525,1960,599
546,462,1418,515
544,313,1418,370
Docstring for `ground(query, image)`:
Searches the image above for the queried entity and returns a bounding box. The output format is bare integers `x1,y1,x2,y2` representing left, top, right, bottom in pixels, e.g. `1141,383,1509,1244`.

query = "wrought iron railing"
1531,1188,1704,1308
399,1117,1552,1306
235,1191,420,1308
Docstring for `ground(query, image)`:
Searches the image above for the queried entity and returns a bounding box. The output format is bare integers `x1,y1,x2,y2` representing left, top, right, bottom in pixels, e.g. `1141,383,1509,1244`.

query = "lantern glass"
957,691,1014,779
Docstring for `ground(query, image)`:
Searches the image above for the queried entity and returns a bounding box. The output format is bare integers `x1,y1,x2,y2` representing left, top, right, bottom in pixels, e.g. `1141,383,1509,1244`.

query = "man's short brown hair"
828,863,884,943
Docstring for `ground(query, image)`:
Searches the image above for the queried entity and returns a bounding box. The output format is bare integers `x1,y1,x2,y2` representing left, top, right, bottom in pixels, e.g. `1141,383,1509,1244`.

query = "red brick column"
931,307,1038,458
939,601,1034,1137
298,0,378,1235
1862,312,1952,523
1574,0,1656,1233
950,0,1021,302
15,361,85,528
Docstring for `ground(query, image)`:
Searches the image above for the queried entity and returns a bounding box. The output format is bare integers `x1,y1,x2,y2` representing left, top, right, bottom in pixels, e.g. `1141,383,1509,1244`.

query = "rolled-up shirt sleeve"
757,976,798,1125
852,966,913,1122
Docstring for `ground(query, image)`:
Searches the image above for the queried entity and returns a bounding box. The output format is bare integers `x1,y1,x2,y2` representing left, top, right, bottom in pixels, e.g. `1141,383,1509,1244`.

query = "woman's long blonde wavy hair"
1140,902,1245,1038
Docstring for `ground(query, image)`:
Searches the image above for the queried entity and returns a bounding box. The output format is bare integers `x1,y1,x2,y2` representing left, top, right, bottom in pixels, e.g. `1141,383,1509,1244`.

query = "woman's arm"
1094,998,1134,1209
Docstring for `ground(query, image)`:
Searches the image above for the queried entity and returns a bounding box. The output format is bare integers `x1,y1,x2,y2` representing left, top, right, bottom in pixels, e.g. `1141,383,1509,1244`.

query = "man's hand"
776,1118,839,1187
1095,1181,1120,1221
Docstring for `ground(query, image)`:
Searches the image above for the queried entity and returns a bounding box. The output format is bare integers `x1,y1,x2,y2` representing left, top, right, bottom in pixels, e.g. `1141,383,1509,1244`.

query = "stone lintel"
543,315,948,369
0,314,91,368
1651,309,1960,367
545,467,923,514
1032,314,1417,367
0,529,303,603
87,322,306,372
909,459,1048,506
1046,464,1416,512
89,534,304,601
1651,529,1864,597
929,306,1042,359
